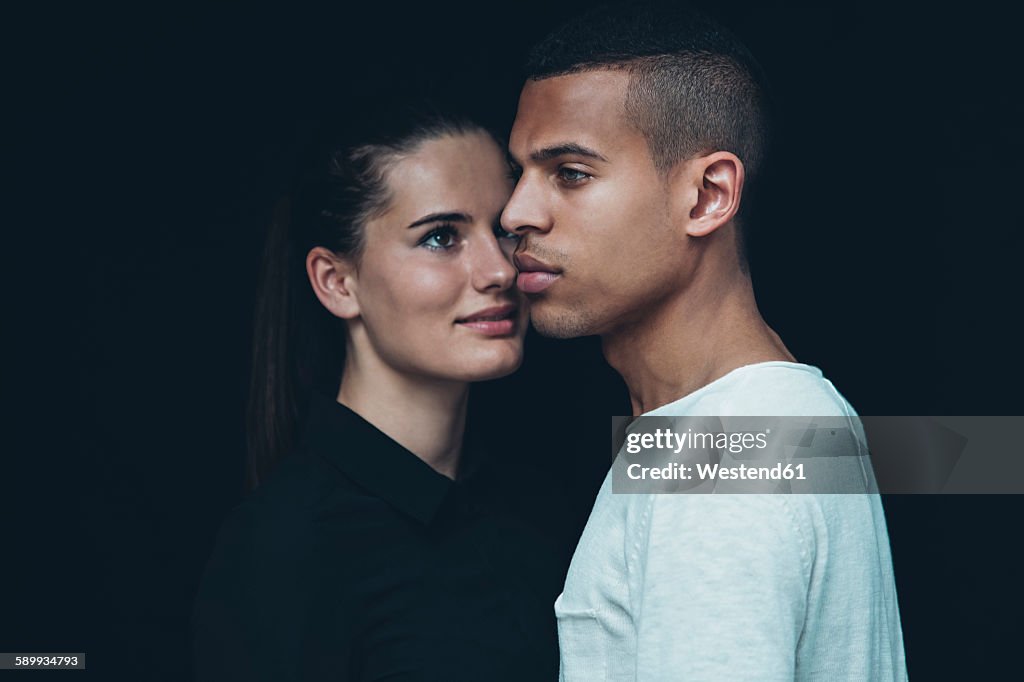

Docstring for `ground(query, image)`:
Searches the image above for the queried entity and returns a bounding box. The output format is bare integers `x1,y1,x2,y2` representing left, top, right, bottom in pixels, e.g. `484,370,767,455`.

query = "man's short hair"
526,2,772,187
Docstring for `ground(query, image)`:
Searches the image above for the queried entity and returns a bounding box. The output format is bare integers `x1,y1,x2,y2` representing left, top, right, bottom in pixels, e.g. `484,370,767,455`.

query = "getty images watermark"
610,416,1024,494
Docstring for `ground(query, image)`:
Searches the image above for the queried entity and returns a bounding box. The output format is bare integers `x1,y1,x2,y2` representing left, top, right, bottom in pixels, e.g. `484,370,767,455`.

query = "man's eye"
558,167,591,183
420,225,458,250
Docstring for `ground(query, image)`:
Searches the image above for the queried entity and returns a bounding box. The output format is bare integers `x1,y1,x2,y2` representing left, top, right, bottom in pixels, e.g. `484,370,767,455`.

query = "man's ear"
306,246,360,320
674,151,745,238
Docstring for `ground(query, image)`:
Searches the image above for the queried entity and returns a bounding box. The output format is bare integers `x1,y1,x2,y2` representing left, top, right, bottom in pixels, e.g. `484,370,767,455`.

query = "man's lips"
514,253,561,294
455,304,519,336
517,272,560,294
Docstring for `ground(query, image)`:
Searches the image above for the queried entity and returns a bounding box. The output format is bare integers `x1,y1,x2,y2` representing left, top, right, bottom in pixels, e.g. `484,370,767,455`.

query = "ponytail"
245,192,345,492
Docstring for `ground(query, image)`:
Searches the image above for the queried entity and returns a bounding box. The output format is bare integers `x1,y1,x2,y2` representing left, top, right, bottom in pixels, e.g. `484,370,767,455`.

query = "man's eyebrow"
530,143,608,163
407,212,471,229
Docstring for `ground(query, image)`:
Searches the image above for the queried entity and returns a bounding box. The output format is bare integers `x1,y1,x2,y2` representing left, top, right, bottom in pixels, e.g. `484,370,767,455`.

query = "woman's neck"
336,355,469,480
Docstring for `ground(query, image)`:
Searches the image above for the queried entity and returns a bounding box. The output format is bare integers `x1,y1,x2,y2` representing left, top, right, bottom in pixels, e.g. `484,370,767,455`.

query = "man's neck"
602,272,795,416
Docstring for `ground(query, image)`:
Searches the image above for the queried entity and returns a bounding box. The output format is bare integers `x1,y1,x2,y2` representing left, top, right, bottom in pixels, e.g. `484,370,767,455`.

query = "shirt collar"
298,391,453,525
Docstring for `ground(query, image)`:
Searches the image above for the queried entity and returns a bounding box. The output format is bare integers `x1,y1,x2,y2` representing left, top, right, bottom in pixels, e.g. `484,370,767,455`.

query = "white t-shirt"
556,361,908,681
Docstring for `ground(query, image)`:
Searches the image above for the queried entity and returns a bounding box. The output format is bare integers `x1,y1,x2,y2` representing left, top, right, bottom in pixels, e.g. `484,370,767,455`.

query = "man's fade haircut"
526,2,772,191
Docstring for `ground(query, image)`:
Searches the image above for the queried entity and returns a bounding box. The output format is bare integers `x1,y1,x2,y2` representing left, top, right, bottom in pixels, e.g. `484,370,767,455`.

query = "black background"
8,1,1023,679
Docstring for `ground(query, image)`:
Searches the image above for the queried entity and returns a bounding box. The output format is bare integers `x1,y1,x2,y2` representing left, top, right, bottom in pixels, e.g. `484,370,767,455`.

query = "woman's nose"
470,232,518,292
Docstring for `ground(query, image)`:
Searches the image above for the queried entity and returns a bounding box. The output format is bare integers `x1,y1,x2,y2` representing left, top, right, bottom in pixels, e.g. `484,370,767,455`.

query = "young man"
502,3,908,680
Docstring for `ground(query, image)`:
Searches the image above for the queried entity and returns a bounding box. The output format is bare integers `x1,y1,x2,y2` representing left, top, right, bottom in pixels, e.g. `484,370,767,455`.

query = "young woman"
192,101,570,680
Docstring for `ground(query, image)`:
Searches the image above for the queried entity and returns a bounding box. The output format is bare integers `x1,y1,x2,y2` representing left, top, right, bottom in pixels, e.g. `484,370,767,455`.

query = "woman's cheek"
404,262,465,309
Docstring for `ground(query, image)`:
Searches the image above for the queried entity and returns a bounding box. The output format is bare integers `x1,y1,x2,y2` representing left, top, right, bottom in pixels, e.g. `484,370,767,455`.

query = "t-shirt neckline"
642,361,822,416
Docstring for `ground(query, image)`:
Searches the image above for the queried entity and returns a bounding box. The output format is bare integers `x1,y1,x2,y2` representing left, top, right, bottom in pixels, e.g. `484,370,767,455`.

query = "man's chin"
530,306,594,339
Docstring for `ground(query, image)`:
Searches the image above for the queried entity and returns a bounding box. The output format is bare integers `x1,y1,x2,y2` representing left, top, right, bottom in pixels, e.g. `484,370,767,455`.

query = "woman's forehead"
382,133,511,224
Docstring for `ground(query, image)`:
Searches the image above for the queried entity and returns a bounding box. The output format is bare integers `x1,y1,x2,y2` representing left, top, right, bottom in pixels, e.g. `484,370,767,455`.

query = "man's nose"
501,176,553,236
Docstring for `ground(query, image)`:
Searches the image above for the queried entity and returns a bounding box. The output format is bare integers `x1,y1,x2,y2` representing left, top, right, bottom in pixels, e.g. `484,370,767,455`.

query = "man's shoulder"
656,361,857,418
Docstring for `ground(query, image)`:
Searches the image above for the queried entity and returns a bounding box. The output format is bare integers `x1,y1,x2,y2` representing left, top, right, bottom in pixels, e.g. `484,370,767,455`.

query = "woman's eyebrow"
407,212,472,229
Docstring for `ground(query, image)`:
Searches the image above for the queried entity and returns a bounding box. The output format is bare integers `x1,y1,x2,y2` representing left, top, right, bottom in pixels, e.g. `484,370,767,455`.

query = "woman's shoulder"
218,446,387,553
193,450,365,679
200,454,323,578
194,449,375,627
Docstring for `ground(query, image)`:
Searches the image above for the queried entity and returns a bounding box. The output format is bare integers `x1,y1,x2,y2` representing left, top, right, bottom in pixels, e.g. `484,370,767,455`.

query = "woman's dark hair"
246,99,494,491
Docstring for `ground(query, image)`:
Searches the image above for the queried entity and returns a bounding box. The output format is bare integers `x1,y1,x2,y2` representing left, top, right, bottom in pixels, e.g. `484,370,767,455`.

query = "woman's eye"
557,167,591,184
420,225,458,250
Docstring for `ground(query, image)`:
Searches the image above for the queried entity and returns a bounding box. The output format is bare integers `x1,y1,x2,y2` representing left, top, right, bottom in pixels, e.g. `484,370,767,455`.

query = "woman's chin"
457,349,524,382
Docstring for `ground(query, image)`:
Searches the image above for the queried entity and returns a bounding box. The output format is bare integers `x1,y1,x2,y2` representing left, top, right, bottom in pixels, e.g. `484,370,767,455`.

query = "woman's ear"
306,246,360,320
674,151,745,238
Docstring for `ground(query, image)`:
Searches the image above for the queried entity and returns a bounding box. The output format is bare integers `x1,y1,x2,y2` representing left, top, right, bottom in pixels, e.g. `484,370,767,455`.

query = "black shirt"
192,392,571,681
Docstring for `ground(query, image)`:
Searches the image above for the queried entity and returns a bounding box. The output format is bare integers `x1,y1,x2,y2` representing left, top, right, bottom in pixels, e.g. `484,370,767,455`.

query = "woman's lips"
456,305,518,336
517,271,560,294
458,318,517,335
